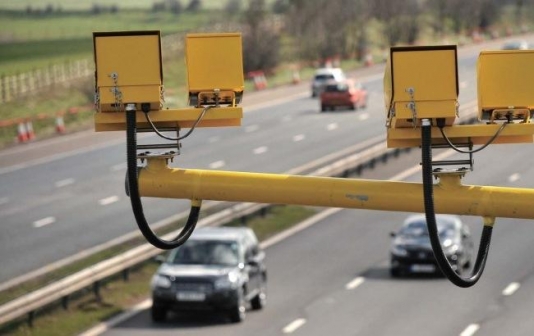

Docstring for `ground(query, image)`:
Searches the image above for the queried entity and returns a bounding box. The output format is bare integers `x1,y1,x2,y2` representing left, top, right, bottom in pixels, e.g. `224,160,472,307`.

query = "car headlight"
391,245,408,257
151,274,172,289
214,272,239,290
442,239,460,256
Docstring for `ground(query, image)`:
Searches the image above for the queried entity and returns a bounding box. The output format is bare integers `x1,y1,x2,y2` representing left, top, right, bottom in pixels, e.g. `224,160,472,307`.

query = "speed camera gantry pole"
93,31,534,287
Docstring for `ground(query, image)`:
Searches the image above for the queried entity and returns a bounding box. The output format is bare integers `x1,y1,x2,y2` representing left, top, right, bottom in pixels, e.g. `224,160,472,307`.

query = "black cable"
438,122,506,154
421,119,493,288
126,105,200,250
143,105,212,141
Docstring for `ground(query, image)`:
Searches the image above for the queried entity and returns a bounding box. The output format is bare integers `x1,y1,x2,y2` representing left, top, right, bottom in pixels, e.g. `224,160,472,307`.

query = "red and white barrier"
25,120,35,140
55,115,66,134
17,122,28,143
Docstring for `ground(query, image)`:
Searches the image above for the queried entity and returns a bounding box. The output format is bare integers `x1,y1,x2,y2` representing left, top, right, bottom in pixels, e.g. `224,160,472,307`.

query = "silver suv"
311,67,346,97
150,227,267,323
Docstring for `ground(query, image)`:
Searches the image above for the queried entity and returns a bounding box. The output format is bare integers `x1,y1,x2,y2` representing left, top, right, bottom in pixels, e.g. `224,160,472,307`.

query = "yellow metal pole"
138,157,534,220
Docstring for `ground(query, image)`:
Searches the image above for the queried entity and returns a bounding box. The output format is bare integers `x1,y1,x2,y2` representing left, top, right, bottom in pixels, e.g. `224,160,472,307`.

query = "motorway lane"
0,70,385,283
100,142,534,336
0,36,530,284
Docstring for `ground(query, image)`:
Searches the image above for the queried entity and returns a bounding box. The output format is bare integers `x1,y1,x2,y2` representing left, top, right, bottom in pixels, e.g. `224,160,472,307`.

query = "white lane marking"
33,216,56,228
110,163,127,172
502,282,520,296
326,123,338,131
55,178,75,188
508,173,521,183
357,113,369,121
208,136,220,143
293,134,305,142
209,160,225,169
99,195,119,206
282,116,292,122
460,324,480,336
283,318,306,334
245,124,259,133
460,81,468,89
254,146,268,154
0,197,8,206
345,276,365,290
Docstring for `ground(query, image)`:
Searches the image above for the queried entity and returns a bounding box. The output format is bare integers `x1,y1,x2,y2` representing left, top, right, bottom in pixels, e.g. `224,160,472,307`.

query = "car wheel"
151,304,167,322
251,281,267,310
321,104,327,112
229,287,246,323
350,103,357,111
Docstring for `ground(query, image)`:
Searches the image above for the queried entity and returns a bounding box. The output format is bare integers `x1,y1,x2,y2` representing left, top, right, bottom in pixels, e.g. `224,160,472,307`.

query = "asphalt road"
99,140,534,336
0,35,528,287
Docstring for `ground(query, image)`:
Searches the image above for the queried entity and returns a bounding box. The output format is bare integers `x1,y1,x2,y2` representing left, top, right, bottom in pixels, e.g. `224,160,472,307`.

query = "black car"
150,227,267,323
389,214,474,277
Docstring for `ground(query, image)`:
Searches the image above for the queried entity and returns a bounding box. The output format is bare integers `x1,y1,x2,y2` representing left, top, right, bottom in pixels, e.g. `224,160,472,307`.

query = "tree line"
238,0,532,73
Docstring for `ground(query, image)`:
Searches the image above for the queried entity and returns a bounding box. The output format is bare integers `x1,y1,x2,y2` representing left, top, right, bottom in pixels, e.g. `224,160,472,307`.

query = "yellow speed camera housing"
384,45,458,129
186,33,244,107
478,50,534,123
93,31,163,112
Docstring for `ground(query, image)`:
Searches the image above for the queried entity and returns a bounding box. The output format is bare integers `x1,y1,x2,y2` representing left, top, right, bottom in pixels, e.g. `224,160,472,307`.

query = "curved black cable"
143,105,212,141
126,107,200,250
438,122,506,154
421,119,493,288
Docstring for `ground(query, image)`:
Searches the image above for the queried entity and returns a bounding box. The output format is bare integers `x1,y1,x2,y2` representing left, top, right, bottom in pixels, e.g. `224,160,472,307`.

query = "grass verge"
0,204,317,336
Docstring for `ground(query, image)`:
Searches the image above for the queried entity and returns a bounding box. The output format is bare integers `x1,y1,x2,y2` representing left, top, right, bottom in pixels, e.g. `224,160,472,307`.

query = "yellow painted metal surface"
387,123,534,148
93,31,163,112
384,46,458,128
94,107,243,131
138,158,534,220
186,33,244,105
478,50,534,120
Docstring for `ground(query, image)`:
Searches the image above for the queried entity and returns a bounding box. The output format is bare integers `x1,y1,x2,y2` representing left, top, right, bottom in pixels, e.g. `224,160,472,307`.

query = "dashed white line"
460,81,468,89
460,324,480,336
209,160,225,169
0,197,8,206
283,318,306,334
245,124,259,133
326,123,338,131
502,282,520,296
345,276,365,290
282,116,293,122
253,146,268,154
110,163,127,172
99,195,119,206
508,173,521,183
293,134,305,142
33,216,56,228
357,113,369,121
55,178,75,188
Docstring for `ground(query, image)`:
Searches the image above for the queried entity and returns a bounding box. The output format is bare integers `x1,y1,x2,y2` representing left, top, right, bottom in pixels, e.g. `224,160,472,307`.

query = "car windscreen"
170,240,241,266
314,74,335,81
399,220,455,238
324,83,349,92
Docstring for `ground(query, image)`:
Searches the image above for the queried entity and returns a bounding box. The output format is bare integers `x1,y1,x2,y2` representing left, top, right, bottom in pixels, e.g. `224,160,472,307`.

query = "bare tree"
242,0,281,73
286,0,370,63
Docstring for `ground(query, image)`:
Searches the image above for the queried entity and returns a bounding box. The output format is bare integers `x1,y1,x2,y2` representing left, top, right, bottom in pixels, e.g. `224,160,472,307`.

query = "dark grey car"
150,227,267,323
389,214,474,277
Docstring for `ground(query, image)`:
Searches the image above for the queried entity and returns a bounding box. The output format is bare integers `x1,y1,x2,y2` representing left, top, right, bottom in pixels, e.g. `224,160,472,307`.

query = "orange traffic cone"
292,69,300,84
17,122,28,143
26,120,35,140
364,54,374,67
56,115,66,134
